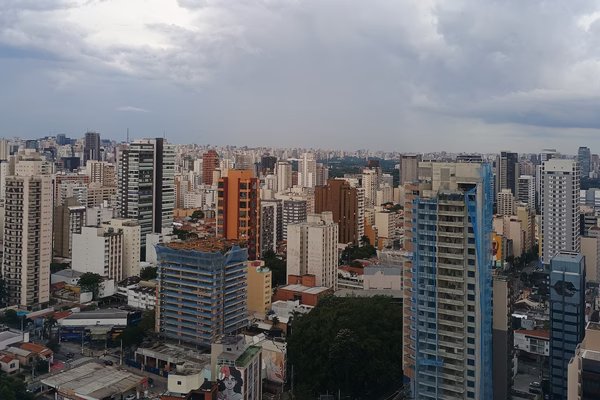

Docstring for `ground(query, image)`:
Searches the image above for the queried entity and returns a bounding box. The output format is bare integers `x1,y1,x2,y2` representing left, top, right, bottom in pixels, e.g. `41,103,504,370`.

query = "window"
177,381,182,385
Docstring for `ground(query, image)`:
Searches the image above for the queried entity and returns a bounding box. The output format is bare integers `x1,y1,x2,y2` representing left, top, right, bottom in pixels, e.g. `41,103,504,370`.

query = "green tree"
1,310,19,328
191,210,205,220
288,296,403,399
262,250,287,287
43,315,57,340
140,266,158,280
78,272,103,300
0,370,34,400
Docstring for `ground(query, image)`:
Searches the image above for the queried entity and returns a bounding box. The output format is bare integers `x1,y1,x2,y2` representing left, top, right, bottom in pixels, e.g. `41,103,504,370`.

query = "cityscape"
2,1,600,400
0,136,596,400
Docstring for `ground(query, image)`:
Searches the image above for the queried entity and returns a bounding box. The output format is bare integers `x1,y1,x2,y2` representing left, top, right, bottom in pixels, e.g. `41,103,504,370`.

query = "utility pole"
120,339,123,366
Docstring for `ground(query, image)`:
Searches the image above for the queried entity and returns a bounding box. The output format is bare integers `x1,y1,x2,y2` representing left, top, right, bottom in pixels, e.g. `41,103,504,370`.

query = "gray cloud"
2,0,600,152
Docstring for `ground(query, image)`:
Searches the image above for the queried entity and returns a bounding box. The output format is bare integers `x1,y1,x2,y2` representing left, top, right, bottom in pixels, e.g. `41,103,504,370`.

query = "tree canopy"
287,296,403,399
78,272,103,300
262,250,287,287
0,371,34,400
140,266,158,280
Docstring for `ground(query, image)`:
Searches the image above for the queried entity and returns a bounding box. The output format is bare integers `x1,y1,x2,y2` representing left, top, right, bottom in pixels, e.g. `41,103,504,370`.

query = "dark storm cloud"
2,0,600,151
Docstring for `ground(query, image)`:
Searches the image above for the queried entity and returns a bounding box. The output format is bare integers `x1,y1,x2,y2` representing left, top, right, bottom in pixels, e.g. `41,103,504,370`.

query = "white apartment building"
276,161,292,193
518,175,535,211
298,153,316,188
287,212,339,290
71,226,124,281
541,159,580,264
497,188,516,216
362,169,378,208
2,150,53,307
104,219,141,278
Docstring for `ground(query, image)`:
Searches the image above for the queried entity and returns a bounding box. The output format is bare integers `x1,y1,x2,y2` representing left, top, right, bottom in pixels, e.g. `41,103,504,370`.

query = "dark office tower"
315,179,359,244
578,146,591,179
83,131,101,165
549,252,585,400
202,149,219,185
260,155,277,175
56,134,68,146
117,138,175,256
25,140,38,150
496,151,519,195
61,157,81,172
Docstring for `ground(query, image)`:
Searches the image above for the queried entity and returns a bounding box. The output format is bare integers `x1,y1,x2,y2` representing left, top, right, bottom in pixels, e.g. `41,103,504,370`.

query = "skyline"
3,1,600,152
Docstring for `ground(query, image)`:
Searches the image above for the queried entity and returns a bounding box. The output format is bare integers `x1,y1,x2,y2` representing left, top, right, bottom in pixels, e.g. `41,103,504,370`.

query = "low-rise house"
0,354,19,374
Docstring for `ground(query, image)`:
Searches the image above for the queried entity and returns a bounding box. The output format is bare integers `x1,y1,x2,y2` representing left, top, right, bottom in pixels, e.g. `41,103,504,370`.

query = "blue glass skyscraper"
403,161,494,400
550,252,585,400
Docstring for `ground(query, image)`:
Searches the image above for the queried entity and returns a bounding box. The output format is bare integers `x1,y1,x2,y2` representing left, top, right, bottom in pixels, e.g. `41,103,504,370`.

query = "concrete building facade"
541,159,580,264
287,212,339,290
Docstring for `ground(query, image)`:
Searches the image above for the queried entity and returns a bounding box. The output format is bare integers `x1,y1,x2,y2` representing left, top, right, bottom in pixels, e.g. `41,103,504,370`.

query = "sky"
2,0,600,153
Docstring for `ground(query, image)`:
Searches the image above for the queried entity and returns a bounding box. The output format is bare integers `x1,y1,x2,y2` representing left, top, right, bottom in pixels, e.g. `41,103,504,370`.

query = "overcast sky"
2,0,600,153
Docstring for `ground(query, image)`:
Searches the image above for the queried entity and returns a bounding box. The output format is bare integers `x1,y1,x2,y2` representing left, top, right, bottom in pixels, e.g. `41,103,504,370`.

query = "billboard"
492,234,503,264
217,365,245,400
263,348,285,384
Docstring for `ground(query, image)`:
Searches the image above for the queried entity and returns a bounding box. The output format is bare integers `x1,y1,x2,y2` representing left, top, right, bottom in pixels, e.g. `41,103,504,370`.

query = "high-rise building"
86,160,116,187
492,272,516,400
260,155,277,176
287,212,339,290
72,225,124,281
281,199,307,240
260,200,281,255
247,260,272,314
315,179,360,244
567,321,600,400
2,150,53,308
315,162,329,187
400,154,420,185
298,153,316,188
202,150,219,186
156,239,248,347
53,196,86,259
104,219,141,278
83,131,101,165
496,151,519,195
275,161,292,193
578,146,591,179
217,169,260,260
497,188,516,216
362,168,378,208
403,161,494,400
518,174,535,211
549,252,585,400
117,138,175,256
541,159,580,264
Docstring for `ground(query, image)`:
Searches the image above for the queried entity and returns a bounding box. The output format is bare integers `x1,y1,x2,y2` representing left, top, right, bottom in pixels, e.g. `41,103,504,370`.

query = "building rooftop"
0,330,21,343
52,269,84,278
63,309,129,320
42,362,145,399
235,345,261,368
279,284,330,295
587,321,600,331
162,237,242,253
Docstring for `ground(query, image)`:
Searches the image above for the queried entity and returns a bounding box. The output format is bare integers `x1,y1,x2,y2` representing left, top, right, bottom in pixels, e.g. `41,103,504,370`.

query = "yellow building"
247,260,272,314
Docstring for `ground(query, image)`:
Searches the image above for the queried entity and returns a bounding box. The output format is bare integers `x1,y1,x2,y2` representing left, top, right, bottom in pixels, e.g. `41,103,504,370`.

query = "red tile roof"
20,342,53,356
0,354,15,363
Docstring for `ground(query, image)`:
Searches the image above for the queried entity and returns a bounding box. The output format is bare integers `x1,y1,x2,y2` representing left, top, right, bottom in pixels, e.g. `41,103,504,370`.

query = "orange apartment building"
217,169,260,260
